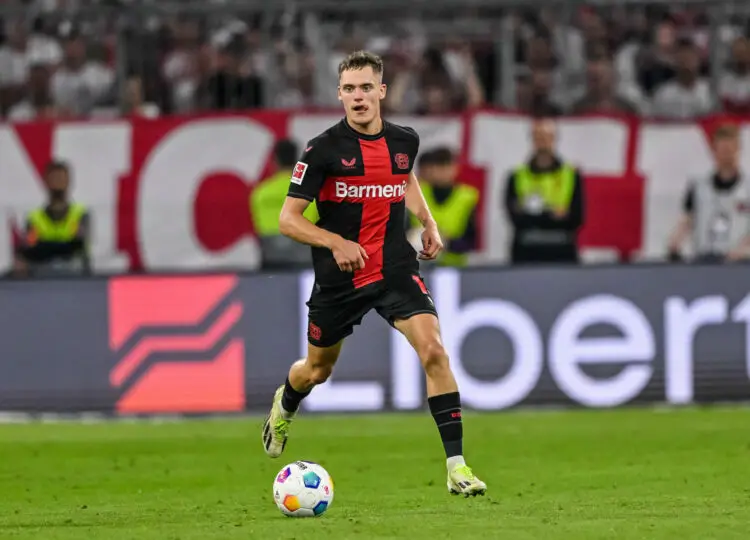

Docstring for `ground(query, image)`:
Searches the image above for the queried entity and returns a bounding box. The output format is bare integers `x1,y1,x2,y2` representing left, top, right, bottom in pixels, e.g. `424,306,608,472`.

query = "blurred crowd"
2,1,750,121
509,5,750,118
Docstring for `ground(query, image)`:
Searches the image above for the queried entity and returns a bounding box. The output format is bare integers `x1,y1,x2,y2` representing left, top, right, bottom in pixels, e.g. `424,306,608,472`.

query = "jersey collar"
341,117,386,141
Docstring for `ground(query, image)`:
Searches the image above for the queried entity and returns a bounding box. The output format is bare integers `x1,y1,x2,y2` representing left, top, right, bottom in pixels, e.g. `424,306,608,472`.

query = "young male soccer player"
262,50,486,497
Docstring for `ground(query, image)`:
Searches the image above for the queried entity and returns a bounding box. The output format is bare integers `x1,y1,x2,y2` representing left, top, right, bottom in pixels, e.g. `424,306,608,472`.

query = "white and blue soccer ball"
273,461,334,517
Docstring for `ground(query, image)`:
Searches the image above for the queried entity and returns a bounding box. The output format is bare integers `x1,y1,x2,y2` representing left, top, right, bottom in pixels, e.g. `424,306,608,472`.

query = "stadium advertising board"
1,264,749,414
4,111,750,275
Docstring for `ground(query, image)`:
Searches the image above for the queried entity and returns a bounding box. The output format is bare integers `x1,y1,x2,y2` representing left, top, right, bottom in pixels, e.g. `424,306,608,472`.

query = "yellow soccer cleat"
447,463,487,497
262,385,293,458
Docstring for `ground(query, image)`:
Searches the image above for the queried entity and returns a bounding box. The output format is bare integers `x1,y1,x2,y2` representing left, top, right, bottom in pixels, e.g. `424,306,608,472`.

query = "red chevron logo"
108,275,245,414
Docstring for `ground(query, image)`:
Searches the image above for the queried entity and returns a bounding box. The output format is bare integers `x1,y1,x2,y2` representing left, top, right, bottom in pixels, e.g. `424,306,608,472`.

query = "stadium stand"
2,0,750,120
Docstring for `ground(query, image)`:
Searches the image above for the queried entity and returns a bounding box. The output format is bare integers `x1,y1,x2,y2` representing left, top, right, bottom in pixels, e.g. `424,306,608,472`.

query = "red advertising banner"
1,111,743,273
108,275,244,413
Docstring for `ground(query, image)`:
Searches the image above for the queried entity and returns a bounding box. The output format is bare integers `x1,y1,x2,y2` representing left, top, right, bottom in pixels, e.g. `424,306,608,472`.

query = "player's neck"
346,116,384,137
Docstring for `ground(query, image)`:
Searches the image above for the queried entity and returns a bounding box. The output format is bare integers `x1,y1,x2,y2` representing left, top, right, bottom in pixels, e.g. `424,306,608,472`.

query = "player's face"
338,66,386,127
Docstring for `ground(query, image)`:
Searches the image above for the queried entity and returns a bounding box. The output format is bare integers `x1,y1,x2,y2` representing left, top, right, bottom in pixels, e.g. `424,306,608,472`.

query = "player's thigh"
376,273,437,325
377,274,445,364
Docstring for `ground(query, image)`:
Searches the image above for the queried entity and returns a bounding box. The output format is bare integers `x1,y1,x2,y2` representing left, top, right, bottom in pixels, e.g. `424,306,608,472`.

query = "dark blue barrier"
1,265,749,414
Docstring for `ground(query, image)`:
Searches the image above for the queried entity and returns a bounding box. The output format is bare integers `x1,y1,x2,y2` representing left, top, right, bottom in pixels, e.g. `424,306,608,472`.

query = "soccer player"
261,50,487,497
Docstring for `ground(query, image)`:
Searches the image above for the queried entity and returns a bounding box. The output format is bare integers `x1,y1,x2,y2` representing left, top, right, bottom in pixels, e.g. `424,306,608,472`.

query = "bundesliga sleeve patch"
291,161,308,185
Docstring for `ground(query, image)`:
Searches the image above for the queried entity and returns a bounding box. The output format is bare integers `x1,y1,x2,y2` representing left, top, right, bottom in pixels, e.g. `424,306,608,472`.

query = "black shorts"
306,273,438,347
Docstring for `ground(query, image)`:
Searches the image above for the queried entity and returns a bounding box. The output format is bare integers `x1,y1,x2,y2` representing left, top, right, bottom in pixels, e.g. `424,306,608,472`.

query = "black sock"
428,391,463,458
281,378,310,414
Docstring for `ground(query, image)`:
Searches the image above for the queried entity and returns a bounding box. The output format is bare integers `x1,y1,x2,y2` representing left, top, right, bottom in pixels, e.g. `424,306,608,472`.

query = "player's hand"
332,238,369,273
419,222,443,260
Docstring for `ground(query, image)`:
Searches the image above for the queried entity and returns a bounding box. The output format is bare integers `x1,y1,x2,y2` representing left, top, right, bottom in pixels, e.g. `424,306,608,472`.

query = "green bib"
514,164,576,212
28,203,86,242
251,170,318,236
412,184,479,267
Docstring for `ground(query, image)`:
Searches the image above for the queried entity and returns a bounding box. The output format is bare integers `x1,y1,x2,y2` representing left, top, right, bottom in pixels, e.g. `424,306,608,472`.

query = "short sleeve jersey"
287,118,420,289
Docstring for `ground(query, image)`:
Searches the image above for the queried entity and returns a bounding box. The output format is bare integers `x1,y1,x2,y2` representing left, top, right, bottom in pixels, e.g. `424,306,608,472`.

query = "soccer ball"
272,461,334,517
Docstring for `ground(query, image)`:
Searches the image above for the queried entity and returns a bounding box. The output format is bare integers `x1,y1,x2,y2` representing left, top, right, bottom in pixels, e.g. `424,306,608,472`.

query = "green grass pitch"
1,406,749,539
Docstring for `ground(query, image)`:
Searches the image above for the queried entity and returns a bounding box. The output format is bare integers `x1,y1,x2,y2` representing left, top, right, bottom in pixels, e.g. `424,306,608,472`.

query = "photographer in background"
14,160,90,277
668,124,750,263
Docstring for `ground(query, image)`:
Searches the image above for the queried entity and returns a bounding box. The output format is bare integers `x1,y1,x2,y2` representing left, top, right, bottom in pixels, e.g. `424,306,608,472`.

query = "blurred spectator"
121,74,159,118
28,16,63,67
515,73,534,113
668,124,750,263
161,17,203,114
520,32,568,112
650,37,713,119
419,84,453,115
719,36,750,114
51,25,114,117
636,17,679,96
0,15,61,114
538,6,585,82
578,8,610,48
14,160,91,278
528,70,563,117
7,61,57,121
385,45,484,114
410,148,479,267
571,55,638,114
0,19,30,114
269,46,317,109
614,8,650,100
440,38,486,109
196,35,263,111
504,117,584,264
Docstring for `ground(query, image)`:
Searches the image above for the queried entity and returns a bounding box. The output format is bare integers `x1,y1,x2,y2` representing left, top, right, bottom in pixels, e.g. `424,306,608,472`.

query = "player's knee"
308,363,333,385
417,341,450,378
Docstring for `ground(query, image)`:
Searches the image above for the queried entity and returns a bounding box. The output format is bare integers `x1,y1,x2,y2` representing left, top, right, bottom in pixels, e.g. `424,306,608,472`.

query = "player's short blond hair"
338,50,384,79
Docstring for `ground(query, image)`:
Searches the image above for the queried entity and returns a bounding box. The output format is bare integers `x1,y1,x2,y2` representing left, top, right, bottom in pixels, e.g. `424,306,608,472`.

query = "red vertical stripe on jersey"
353,138,392,288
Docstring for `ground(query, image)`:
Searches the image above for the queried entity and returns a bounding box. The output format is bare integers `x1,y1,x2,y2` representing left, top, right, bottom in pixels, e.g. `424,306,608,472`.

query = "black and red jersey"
287,118,420,289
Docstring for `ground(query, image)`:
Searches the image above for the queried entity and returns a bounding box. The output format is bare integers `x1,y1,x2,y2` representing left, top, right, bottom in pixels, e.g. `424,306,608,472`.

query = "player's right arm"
281,141,368,273
280,198,369,273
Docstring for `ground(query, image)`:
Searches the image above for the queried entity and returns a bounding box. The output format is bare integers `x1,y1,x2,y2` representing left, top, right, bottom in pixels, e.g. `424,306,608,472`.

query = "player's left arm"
405,170,443,260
